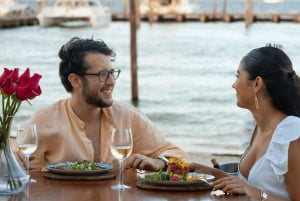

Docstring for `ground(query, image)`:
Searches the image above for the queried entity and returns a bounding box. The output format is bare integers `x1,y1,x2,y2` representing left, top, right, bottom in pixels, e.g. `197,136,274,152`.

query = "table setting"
41,127,133,183
43,161,116,181
136,170,214,191
134,157,214,192
5,126,244,200
41,130,215,192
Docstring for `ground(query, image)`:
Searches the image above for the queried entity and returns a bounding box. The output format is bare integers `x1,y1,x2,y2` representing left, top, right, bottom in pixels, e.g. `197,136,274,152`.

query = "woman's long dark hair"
241,45,300,117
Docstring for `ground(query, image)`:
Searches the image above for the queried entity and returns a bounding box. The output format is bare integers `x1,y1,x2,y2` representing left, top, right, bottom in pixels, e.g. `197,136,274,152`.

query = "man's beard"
85,94,112,108
82,81,113,108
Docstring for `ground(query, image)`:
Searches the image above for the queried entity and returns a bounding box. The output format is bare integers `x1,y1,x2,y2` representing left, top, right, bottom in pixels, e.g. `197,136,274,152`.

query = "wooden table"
4,170,252,201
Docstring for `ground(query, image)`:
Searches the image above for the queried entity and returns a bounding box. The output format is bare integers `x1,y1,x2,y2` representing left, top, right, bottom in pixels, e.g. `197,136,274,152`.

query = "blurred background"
1,0,300,164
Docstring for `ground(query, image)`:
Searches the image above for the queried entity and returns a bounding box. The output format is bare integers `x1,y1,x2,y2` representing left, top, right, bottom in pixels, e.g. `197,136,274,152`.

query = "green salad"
56,161,100,171
144,169,171,180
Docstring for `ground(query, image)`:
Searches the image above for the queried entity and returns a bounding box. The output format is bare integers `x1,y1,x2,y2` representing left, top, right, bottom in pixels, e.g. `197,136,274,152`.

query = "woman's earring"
254,94,259,109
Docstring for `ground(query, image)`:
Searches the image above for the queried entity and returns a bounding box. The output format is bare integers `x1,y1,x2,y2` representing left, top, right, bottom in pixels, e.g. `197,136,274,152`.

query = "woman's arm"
285,138,300,201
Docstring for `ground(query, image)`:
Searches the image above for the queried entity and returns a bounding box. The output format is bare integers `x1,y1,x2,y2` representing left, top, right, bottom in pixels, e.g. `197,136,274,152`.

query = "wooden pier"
1,0,300,28
111,0,300,27
1,11,299,28
0,16,38,28
112,12,300,23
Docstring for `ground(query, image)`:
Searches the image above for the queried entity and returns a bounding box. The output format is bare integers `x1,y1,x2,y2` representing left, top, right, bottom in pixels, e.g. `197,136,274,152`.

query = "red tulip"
16,68,42,100
0,68,19,95
0,67,42,150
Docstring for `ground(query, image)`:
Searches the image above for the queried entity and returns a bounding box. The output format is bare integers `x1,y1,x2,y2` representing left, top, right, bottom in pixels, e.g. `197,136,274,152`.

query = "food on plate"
145,157,190,181
54,161,101,171
186,173,206,181
167,157,189,181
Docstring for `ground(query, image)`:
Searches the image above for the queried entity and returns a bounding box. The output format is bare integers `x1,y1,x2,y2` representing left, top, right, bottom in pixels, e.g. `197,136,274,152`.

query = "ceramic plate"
137,172,214,186
45,162,113,175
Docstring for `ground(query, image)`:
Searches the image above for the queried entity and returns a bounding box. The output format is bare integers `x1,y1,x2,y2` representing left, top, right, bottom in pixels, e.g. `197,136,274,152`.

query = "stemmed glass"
16,123,38,175
110,128,133,190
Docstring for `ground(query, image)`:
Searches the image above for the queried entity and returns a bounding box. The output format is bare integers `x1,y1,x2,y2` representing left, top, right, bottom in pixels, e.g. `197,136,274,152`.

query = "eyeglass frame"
82,68,121,82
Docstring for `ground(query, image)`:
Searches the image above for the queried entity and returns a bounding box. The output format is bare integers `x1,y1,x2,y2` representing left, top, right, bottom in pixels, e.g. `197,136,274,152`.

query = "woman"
190,45,300,201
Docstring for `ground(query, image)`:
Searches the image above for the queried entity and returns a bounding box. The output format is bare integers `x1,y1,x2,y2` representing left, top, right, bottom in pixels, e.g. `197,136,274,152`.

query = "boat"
37,0,111,27
139,0,194,20
0,0,35,18
263,0,284,3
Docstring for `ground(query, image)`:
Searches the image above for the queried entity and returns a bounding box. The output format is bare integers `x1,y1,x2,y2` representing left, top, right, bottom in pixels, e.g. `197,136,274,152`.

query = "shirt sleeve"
131,107,188,160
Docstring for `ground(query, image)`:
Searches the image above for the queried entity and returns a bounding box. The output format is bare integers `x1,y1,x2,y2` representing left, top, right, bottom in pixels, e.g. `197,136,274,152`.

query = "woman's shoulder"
276,116,300,141
266,116,300,175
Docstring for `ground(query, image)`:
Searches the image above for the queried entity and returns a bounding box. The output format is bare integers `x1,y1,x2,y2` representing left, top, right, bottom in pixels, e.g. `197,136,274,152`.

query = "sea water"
1,6,300,157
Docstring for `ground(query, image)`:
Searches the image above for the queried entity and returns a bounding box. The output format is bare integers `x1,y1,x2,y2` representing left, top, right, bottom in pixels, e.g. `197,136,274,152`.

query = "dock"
112,12,300,23
1,11,300,28
1,0,300,28
0,16,38,28
111,0,300,26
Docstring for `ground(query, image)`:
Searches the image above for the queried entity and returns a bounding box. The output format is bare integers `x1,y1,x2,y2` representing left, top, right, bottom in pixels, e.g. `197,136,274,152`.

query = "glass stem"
119,159,123,186
25,154,30,174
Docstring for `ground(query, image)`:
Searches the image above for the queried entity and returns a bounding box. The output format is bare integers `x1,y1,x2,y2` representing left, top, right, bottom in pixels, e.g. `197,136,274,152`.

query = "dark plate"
45,162,113,175
137,172,214,186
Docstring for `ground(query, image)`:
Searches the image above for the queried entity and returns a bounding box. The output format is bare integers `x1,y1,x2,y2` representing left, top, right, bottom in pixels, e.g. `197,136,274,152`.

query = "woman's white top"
238,113,300,201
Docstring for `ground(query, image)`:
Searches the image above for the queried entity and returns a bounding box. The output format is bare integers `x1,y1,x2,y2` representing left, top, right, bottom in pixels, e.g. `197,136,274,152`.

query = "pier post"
130,0,139,102
212,0,217,20
245,0,253,28
222,0,231,22
122,0,127,18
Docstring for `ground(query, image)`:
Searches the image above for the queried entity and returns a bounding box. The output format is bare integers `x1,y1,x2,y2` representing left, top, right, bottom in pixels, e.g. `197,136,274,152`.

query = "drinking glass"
110,128,133,190
16,123,38,175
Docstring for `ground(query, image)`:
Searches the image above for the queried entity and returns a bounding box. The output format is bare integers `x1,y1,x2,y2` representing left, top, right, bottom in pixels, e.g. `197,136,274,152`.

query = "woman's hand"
124,154,165,171
213,176,248,195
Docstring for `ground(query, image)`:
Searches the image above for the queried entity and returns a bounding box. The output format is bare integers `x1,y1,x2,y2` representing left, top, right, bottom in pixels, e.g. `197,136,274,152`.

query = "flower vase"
0,120,30,195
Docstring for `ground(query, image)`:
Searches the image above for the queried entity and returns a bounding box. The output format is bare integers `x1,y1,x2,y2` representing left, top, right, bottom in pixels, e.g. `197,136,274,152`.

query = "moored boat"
139,0,194,17
37,0,111,27
0,0,35,18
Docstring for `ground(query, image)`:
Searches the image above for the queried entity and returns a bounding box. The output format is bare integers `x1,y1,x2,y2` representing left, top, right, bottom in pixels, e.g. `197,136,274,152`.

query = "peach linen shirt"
28,98,188,170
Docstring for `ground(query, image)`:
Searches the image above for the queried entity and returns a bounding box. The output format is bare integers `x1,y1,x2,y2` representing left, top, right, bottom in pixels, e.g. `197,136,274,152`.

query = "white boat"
37,0,111,27
263,0,284,3
0,0,35,18
139,0,194,16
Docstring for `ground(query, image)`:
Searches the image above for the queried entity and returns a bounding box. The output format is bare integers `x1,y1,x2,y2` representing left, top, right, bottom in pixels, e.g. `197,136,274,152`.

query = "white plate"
138,172,214,186
45,162,113,175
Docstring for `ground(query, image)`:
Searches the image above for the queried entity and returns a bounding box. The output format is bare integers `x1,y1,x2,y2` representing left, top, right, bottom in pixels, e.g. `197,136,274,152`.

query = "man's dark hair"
58,37,116,92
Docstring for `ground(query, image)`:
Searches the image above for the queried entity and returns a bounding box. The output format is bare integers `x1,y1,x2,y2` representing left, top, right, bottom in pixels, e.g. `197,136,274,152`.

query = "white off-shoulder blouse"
238,113,300,201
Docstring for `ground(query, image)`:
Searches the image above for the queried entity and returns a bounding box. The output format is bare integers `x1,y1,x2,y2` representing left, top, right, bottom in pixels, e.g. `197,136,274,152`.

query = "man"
20,37,187,171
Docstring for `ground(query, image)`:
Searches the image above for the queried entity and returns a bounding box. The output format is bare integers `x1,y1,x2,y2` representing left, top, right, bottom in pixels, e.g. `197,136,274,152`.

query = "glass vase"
0,118,30,195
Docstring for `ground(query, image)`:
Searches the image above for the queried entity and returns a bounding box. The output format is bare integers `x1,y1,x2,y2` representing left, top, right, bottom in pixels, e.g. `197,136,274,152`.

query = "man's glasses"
83,68,121,82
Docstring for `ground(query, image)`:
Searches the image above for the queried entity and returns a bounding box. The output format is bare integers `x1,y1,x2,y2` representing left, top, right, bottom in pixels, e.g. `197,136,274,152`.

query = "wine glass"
110,128,133,190
16,123,38,175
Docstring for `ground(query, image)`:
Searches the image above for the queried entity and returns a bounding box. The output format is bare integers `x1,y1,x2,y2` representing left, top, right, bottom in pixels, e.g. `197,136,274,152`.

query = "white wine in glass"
110,128,133,190
16,123,38,175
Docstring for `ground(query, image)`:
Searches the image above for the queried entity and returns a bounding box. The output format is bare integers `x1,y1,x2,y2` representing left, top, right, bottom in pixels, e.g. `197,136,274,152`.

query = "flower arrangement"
0,67,42,150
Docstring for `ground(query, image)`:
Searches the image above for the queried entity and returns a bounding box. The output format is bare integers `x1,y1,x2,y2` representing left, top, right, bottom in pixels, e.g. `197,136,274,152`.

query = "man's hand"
124,154,165,171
